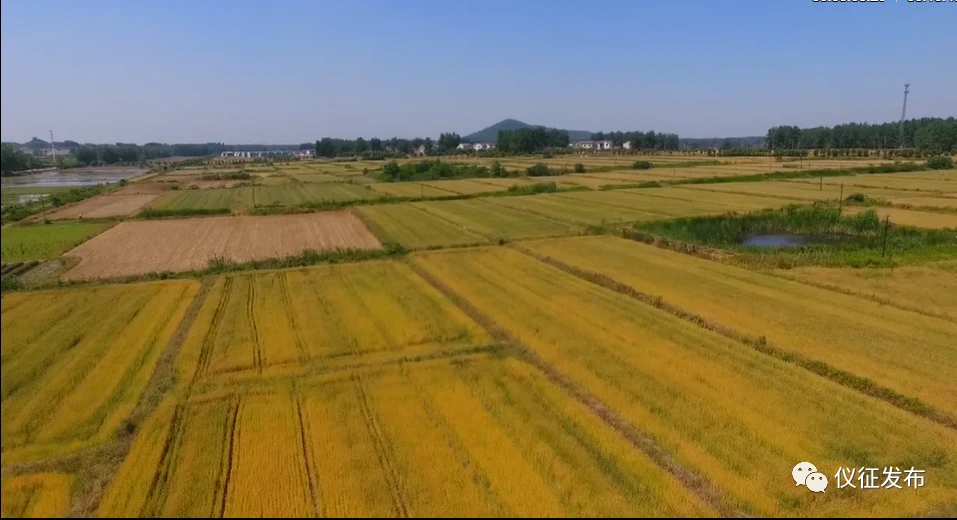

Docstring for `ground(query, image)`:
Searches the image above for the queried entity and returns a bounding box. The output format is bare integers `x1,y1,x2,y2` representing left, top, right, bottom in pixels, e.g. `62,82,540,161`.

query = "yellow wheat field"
175,262,490,387
773,264,957,321
413,247,957,516
102,356,714,517
844,206,957,229
1,473,74,518
522,236,957,417
0,281,198,463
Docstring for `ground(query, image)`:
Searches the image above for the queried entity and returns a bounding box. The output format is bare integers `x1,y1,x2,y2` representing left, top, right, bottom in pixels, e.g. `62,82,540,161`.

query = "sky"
2,0,955,144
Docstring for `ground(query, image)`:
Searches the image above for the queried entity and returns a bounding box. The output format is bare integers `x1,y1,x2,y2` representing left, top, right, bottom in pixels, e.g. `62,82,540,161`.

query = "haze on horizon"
2,0,955,145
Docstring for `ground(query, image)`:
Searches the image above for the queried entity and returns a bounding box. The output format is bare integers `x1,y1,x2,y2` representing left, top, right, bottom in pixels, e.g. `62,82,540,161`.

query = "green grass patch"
1,222,112,262
635,203,956,268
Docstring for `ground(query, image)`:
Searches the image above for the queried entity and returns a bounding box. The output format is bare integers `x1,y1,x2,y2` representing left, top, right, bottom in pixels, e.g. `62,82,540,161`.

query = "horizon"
2,0,955,144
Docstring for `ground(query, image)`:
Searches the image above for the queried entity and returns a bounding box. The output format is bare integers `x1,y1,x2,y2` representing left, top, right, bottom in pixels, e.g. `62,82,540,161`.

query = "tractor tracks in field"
510,244,957,432
406,260,746,518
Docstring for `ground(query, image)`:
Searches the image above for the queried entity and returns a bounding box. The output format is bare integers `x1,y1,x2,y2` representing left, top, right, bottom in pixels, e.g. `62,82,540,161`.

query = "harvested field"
886,196,957,209
788,173,955,193
1,281,198,463
413,247,957,516
61,213,381,280
683,181,922,202
114,182,177,195
420,179,504,195
186,180,248,189
44,194,160,220
522,235,957,417
846,206,957,229
152,187,254,211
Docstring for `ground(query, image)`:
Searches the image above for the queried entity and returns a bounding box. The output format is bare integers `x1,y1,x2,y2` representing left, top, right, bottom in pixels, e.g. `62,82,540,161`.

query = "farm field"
487,193,665,225
1,221,111,263
413,199,577,239
683,180,928,202
420,178,506,195
0,186,74,208
788,173,955,193
520,235,957,417
844,206,957,229
643,186,800,210
772,264,957,320
61,212,381,280
1,473,74,518
102,357,713,518
356,204,489,249
179,262,491,386
367,182,457,198
1,281,197,463
886,196,957,209
152,187,254,211
413,246,957,516
43,193,160,220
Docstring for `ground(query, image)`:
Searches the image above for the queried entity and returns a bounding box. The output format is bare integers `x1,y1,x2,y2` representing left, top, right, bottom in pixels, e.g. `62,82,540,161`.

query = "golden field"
412,247,957,516
1,473,74,518
1,281,197,463
100,357,713,517
521,236,957,417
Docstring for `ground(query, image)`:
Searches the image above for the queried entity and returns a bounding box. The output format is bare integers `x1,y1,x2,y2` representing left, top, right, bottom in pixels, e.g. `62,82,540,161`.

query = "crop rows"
411,246,957,516
1,281,197,463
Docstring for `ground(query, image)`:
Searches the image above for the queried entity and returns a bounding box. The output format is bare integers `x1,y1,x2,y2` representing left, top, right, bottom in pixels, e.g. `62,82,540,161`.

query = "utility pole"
50,130,56,162
898,83,910,149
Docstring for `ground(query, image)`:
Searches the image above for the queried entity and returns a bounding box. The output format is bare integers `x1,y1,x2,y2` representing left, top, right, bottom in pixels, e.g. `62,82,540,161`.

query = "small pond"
0,168,145,189
741,233,841,247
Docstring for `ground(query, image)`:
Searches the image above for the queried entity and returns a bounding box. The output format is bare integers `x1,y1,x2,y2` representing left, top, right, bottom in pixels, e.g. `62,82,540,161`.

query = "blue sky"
2,0,954,144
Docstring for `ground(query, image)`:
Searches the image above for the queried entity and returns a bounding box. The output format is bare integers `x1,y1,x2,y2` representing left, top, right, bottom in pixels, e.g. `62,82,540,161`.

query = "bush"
632,160,652,170
844,193,866,203
506,182,558,195
574,163,585,173
526,163,551,177
926,156,954,170
490,161,508,178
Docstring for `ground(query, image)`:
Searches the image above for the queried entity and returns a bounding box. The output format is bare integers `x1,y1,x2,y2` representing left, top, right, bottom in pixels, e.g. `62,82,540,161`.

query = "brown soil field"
61,212,381,280
45,194,161,220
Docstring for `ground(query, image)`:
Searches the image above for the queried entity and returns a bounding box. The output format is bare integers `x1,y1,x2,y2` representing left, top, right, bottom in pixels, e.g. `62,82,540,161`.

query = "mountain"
464,119,593,143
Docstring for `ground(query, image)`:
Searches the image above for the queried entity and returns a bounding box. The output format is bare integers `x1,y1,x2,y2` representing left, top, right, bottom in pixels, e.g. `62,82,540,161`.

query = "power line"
898,83,910,149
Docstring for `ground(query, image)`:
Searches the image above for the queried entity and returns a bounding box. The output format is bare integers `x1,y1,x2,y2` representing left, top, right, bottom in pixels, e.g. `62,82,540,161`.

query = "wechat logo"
792,462,828,493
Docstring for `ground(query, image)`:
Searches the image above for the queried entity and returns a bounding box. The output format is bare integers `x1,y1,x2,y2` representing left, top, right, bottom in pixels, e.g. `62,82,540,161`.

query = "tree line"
1,144,48,175
766,117,956,152
590,131,681,151
496,127,569,153
315,137,437,158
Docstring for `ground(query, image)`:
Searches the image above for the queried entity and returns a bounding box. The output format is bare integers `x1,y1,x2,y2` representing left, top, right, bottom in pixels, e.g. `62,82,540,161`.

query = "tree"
437,132,462,152
355,137,368,153
317,138,337,158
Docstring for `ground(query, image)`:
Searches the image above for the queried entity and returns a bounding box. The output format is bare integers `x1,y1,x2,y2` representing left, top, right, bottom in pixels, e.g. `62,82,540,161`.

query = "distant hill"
464,119,593,143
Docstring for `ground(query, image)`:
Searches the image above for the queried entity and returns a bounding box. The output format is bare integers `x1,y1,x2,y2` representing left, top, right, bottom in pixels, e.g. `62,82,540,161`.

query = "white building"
622,141,632,150
570,140,613,150
455,142,496,151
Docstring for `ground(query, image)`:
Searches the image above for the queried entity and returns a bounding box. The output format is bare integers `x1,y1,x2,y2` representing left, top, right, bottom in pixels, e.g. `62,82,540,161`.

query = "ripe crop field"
845,206,957,229
62,212,380,280
44,194,160,220
683,181,923,202
773,264,957,320
644,186,797,210
367,182,457,198
290,173,341,183
1,473,74,518
413,247,957,516
152,187,255,211
1,281,197,463
1,221,111,263
252,183,375,205
101,356,713,517
420,179,505,195
522,236,957,417
356,204,488,249
175,262,490,386
413,199,576,239
788,173,955,193
887,196,957,209
487,193,664,225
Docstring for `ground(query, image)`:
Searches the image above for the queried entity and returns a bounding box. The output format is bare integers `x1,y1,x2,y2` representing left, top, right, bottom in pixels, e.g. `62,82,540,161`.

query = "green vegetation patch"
1,222,112,262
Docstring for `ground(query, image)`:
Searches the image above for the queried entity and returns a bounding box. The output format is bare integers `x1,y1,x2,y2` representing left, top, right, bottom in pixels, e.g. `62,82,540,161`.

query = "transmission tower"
898,83,909,149
50,129,56,162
